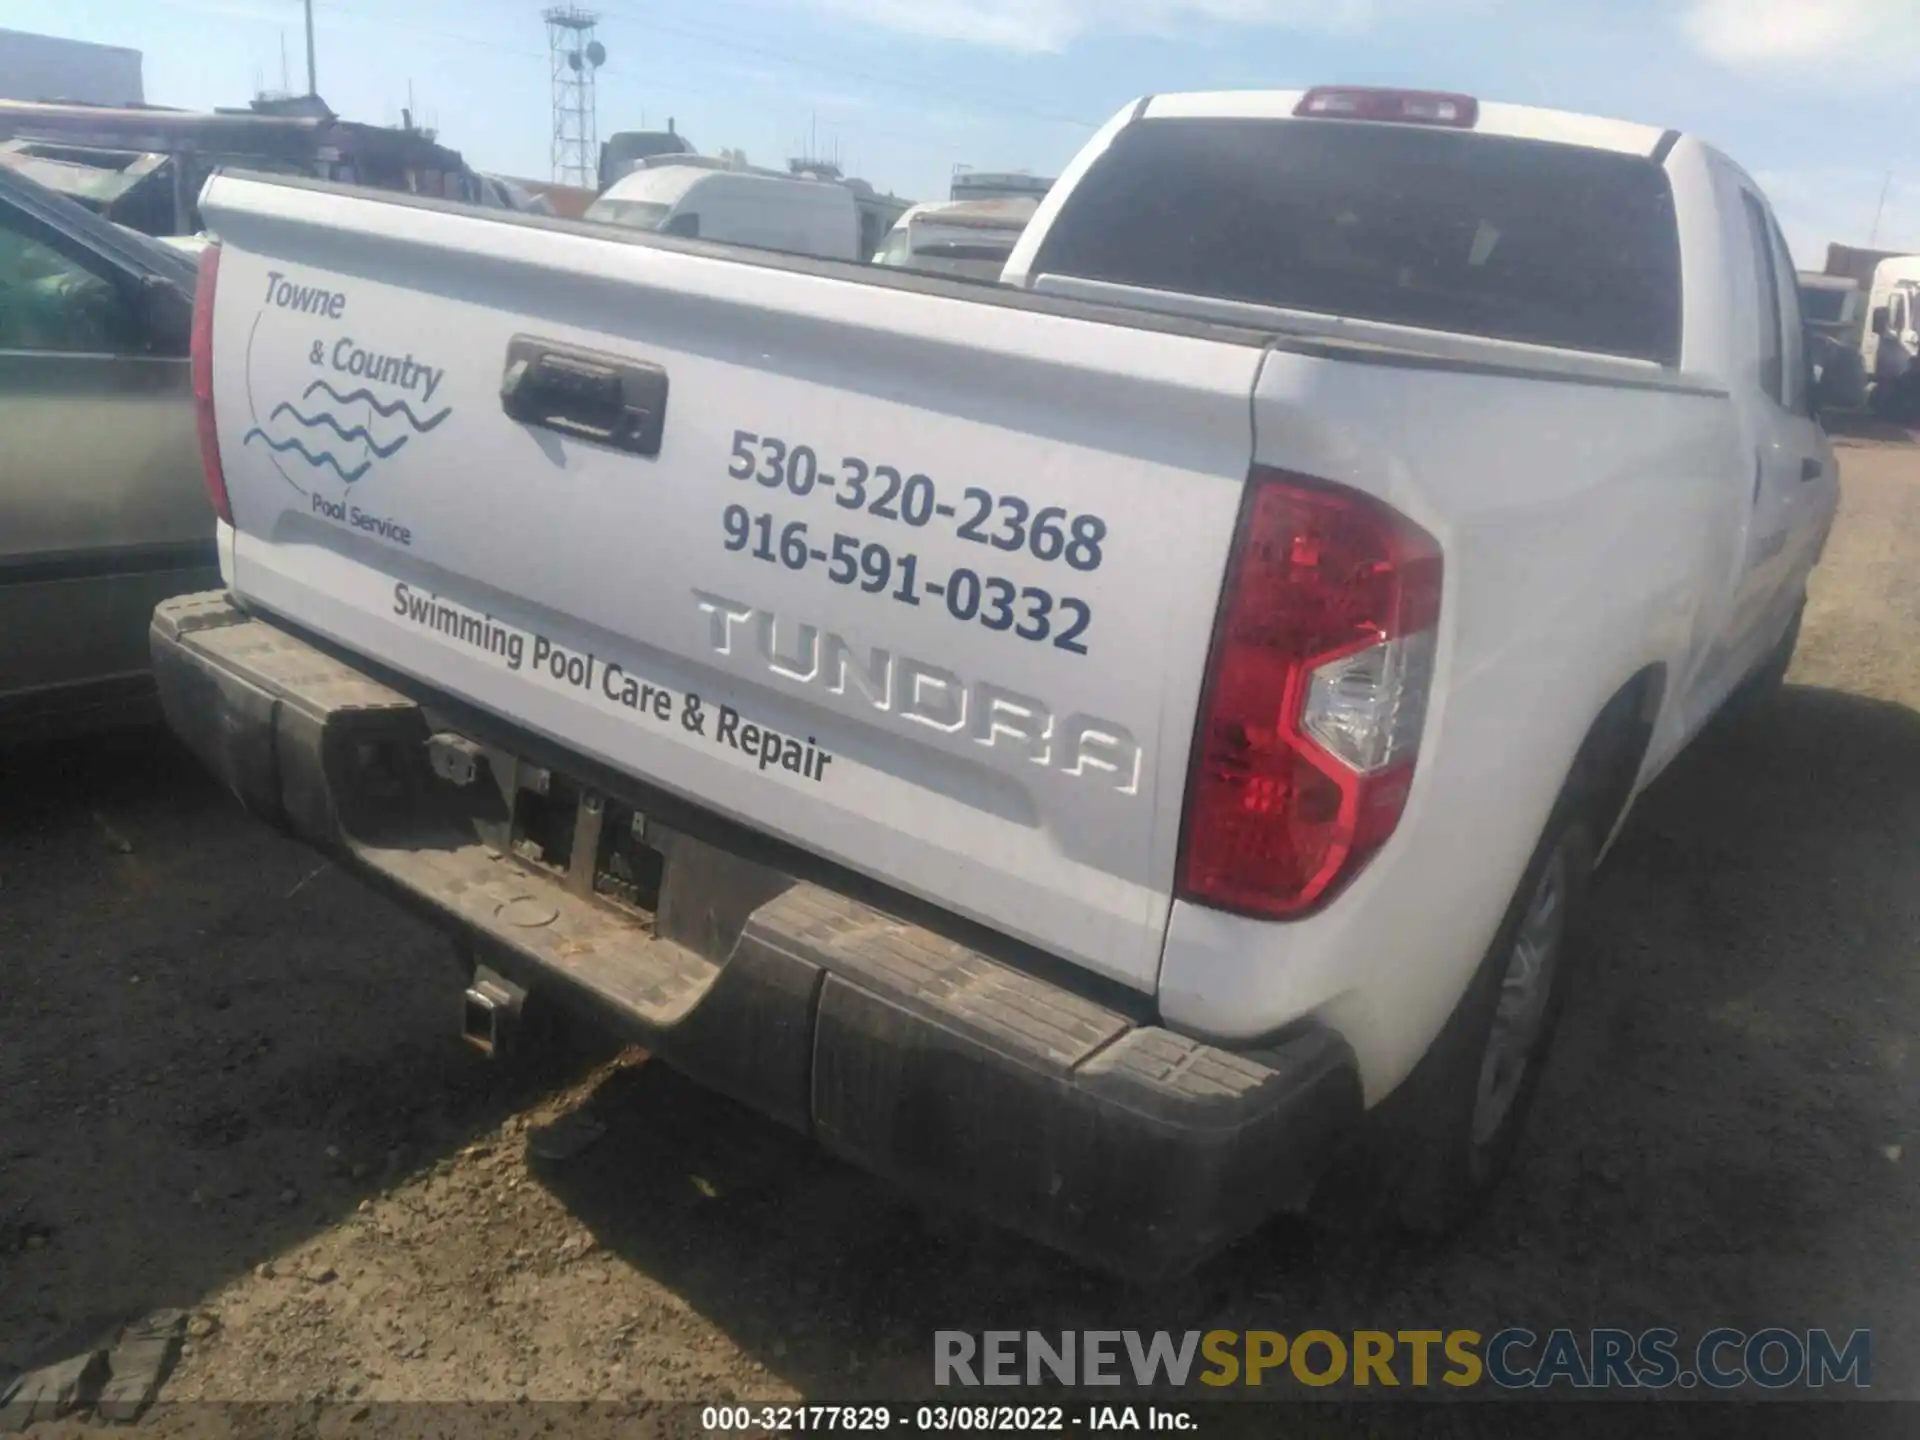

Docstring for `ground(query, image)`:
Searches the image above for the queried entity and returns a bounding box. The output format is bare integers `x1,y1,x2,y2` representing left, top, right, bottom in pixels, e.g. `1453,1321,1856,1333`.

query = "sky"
9,0,1920,264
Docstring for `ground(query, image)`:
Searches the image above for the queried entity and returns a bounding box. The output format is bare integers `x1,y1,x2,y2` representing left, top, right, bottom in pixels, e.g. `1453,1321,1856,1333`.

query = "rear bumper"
151,591,1363,1278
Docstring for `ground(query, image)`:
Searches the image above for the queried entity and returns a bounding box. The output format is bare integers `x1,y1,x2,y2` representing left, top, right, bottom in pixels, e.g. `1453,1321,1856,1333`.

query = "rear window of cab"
1031,117,1683,365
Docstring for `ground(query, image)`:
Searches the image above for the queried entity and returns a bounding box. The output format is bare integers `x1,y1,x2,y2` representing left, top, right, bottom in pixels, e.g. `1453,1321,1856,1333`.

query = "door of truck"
1721,184,1831,692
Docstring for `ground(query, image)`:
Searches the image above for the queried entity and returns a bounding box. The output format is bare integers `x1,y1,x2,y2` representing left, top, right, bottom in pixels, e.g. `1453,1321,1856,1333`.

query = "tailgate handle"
500,336,668,457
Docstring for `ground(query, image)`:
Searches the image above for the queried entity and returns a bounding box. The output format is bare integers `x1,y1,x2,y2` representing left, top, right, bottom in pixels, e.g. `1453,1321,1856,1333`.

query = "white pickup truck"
153,86,1837,1277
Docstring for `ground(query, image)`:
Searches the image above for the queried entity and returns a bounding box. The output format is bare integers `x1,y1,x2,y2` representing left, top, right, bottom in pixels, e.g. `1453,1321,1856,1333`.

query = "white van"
1860,255,1920,379
583,158,860,261
872,197,1038,281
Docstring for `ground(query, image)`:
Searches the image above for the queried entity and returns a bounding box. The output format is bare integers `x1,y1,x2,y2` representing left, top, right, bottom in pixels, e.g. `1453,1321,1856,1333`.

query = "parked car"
0,164,215,743
156,85,1836,1278
584,157,861,260
0,98,489,238
871,196,1037,280
475,174,554,216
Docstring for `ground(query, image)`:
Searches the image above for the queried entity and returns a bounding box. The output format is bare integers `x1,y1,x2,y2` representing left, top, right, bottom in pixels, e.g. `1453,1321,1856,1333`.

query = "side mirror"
1872,304,1891,336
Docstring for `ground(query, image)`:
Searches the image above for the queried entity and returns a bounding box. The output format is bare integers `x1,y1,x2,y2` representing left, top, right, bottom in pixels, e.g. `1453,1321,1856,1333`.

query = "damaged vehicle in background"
0,164,214,742
871,196,1037,281
0,96,490,244
475,173,554,216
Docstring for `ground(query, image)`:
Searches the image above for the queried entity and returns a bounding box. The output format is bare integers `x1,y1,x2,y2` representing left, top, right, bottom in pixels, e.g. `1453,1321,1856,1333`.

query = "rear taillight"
1294,86,1478,128
190,241,233,526
1179,470,1442,920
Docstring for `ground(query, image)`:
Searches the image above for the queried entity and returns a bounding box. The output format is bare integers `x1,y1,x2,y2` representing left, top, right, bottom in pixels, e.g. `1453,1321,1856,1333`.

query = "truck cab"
1862,256,1920,380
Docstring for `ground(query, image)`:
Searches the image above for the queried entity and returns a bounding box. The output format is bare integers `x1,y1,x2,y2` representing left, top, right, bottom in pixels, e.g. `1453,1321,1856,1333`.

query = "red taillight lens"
1294,86,1478,128
190,241,233,526
1179,470,1443,920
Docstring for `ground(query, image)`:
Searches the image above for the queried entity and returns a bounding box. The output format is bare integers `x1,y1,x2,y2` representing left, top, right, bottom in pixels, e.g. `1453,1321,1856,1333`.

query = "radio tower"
545,6,604,188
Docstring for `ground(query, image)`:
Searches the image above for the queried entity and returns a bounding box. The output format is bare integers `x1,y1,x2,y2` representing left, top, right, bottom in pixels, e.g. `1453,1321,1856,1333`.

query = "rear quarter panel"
1160,352,1744,1096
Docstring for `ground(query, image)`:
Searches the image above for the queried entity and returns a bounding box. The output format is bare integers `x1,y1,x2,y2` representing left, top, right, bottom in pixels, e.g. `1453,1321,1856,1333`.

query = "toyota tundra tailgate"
198,174,1264,991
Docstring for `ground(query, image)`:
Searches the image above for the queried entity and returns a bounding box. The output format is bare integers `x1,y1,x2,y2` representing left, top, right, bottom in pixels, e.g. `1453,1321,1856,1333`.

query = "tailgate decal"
389,583,837,786
240,274,451,550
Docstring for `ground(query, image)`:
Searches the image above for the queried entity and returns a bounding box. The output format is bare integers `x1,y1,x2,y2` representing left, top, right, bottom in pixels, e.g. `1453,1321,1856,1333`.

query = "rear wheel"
1745,601,1802,706
1716,599,1802,732
1316,804,1595,1236
1465,834,1576,1179
1404,814,1592,1232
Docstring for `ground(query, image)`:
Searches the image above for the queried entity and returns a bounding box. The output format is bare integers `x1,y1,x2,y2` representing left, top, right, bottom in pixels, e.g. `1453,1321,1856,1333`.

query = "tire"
1716,599,1802,732
1315,800,1596,1237
1746,601,1802,702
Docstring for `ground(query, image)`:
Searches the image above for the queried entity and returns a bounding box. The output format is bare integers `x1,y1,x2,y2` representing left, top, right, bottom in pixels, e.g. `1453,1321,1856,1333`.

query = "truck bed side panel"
1161,351,1744,1091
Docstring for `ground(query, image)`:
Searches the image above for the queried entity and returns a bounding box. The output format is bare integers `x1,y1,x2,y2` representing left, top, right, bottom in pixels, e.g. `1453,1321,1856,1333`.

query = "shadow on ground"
1824,414,1919,446
529,681,1920,1398
6,679,1917,1401
0,730,594,1368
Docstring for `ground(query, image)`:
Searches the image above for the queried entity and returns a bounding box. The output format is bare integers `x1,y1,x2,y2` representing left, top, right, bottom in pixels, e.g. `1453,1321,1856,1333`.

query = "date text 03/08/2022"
700,1406,1193,1432
721,429,1107,658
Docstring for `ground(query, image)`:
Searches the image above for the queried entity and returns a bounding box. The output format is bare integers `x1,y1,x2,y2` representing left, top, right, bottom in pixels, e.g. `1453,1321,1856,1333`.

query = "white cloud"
795,0,1471,53
1683,0,1920,78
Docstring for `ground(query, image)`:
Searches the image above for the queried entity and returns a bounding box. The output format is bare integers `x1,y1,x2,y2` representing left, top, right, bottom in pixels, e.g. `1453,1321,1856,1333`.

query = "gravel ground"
2,439,1918,1412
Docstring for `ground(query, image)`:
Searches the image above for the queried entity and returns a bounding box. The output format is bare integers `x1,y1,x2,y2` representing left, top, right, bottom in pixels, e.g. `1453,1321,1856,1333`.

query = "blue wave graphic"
267,403,415,458
242,428,372,483
302,380,452,432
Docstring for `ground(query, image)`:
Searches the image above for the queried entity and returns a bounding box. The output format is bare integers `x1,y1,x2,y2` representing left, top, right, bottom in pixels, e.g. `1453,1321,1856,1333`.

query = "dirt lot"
4,440,1919,1413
